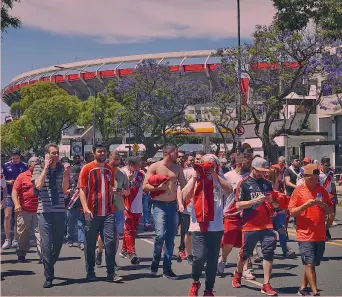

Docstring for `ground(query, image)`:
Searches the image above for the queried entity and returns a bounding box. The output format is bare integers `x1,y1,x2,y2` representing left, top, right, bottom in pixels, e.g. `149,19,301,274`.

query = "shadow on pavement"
322,256,342,261
116,264,150,271
53,276,95,286
272,263,298,270
120,272,162,281
277,286,301,294
57,256,81,262
1,269,35,281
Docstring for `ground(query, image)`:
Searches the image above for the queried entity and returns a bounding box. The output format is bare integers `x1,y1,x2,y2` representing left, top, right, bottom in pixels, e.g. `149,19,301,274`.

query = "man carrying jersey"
79,143,122,283
120,157,144,264
218,153,255,280
289,164,333,296
319,157,338,240
232,157,278,296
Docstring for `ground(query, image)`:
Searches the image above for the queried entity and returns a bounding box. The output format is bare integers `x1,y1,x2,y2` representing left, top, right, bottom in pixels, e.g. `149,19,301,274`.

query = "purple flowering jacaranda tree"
217,24,342,163
115,60,209,157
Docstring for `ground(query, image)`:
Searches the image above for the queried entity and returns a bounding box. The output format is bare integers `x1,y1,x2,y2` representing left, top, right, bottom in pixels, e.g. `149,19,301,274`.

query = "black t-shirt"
238,176,273,230
284,167,299,196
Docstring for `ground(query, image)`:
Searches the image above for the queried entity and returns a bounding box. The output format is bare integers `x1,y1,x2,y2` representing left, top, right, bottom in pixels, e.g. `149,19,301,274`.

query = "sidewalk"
336,185,342,207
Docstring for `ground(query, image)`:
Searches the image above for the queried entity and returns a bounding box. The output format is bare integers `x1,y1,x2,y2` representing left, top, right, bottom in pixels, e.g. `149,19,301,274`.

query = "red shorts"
221,217,242,248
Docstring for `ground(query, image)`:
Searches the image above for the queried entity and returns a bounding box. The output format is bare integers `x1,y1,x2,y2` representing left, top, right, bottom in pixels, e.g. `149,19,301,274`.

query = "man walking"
2,149,28,249
232,157,278,296
289,164,333,296
33,144,70,288
79,143,122,283
143,144,186,279
12,157,40,262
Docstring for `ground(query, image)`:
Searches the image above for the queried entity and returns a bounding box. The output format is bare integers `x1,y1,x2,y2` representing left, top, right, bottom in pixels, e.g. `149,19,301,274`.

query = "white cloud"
12,0,276,44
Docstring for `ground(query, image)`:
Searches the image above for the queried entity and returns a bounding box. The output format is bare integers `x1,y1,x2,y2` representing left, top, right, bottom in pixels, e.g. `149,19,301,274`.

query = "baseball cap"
303,157,312,163
251,157,269,172
304,164,320,175
11,149,21,156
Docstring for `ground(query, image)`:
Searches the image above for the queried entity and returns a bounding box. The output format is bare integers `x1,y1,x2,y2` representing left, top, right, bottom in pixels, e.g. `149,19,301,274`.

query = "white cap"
251,157,269,172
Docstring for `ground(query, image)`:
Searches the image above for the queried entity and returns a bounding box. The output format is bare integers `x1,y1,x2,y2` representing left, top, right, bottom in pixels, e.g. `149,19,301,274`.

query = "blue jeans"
273,211,288,255
142,193,151,225
66,208,85,244
151,200,179,273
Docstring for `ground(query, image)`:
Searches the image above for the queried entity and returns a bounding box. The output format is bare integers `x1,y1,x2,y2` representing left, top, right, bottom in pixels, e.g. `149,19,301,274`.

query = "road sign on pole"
132,143,139,153
235,125,245,136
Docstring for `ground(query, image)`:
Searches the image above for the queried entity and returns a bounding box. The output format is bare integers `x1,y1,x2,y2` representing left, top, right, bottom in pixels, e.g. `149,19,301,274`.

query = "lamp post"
53,65,99,145
236,0,243,153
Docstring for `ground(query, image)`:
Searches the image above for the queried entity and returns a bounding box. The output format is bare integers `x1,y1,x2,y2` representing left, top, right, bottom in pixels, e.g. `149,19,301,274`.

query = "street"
1,208,342,296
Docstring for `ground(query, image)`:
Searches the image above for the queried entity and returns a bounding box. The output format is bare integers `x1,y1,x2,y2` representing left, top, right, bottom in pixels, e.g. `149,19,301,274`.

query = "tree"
272,0,342,40
115,60,209,157
1,0,21,32
9,82,82,154
78,82,127,145
218,25,342,163
202,59,240,157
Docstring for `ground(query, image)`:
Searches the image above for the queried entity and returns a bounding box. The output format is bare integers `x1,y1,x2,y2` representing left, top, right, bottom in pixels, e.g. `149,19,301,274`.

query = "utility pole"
236,0,242,153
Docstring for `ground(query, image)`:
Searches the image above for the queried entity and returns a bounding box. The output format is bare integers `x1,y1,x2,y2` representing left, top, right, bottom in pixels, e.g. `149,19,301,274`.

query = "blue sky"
1,0,275,122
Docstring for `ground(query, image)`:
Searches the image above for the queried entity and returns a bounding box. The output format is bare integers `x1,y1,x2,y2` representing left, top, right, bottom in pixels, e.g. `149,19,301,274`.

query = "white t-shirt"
319,171,334,194
189,180,224,232
223,170,249,212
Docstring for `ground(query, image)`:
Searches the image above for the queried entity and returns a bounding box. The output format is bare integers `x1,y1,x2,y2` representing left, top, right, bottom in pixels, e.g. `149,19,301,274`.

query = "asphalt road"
1,208,342,296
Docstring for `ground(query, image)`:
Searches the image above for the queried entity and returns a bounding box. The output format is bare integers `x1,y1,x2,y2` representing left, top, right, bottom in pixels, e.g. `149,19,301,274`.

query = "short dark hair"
11,149,21,156
321,156,330,164
163,144,177,154
109,151,120,160
290,155,300,161
128,157,141,166
73,155,80,159
92,143,106,153
85,152,94,163
196,151,205,157
45,143,59,153
178,150,186,155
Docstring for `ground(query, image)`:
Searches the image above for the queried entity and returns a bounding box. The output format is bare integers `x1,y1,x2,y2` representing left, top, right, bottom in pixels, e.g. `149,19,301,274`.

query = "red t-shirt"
237,176,274,231
79,161,115,216
288,184,333,242
13,170,38,212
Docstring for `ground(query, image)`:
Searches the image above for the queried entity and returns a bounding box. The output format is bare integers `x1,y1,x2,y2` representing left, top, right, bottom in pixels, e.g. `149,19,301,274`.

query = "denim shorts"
115,210,124,234
298,241,325,266
4,196,14,208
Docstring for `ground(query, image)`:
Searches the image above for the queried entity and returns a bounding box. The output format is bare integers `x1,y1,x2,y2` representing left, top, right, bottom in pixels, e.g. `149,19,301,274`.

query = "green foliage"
1,0,21,32
78,83,127,145
3,82,82,155
273,0,342,40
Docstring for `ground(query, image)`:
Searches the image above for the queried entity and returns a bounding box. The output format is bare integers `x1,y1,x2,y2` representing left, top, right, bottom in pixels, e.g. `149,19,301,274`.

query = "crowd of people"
0,144,339,296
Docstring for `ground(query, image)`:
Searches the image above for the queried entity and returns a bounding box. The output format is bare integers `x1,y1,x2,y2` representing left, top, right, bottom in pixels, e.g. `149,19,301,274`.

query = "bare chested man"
143,144,186,280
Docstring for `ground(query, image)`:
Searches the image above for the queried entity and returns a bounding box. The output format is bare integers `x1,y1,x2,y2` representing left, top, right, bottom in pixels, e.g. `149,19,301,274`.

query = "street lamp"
236,0,243,153
53,65,98,145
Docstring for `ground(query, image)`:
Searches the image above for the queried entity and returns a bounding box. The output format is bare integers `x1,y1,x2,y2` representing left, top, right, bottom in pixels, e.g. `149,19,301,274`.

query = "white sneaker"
217,260,225,275
331,221,338,227
2,239,12,249
12,240,18,248
242,269,256,280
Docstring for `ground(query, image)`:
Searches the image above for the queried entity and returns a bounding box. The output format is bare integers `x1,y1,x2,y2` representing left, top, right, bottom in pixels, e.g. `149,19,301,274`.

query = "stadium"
1,50,341,166
2,50,251,105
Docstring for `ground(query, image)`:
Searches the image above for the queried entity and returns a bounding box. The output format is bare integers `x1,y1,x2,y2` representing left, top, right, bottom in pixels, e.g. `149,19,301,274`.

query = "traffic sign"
235,125,245,136
132,143,139,153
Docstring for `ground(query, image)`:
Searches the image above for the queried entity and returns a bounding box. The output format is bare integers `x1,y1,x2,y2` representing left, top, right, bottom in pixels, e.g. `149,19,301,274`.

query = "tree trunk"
144,139,158,158
262,138,280,165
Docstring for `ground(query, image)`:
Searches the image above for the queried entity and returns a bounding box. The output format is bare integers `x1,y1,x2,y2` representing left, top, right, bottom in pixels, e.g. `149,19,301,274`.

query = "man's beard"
96,156,106,163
